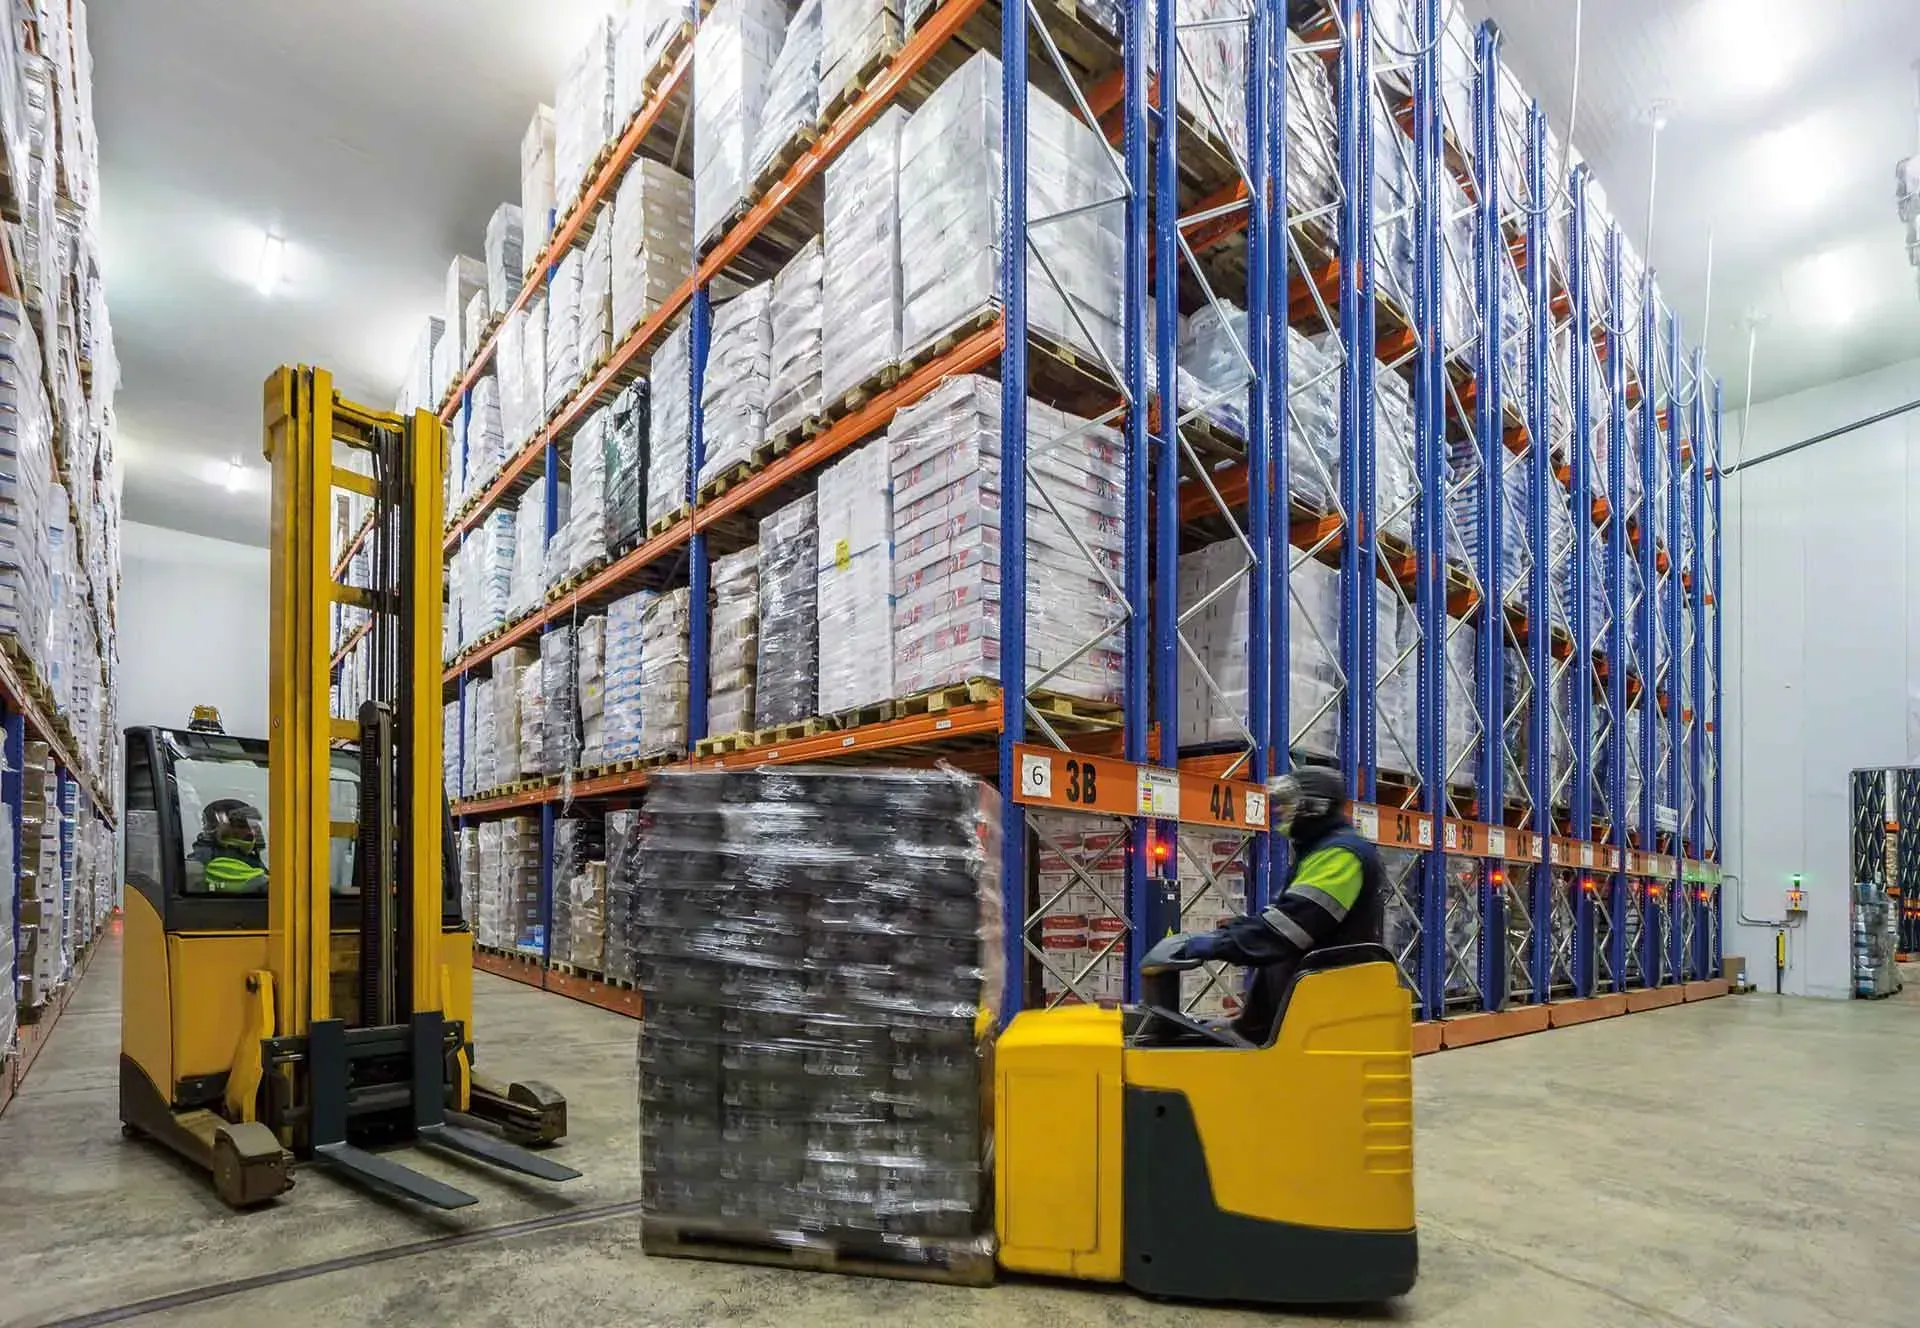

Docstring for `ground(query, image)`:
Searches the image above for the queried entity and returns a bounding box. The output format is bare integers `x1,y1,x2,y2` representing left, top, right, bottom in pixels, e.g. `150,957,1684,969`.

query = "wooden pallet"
1025,687,1123,729
819,29,906,123
751,717,830,746
546,556,611,600
753,413,824,467
549,960,609,983
640,1217,994,1288
695,460,756,505
647,505,691,538
824,699,897,731
692,730,758,756
895,308,998,381
821,363,903,424
894,678,999,717
745,123,821,205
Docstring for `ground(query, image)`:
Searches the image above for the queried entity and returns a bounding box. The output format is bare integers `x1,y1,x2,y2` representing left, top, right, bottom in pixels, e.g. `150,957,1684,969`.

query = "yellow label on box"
834,538,851,572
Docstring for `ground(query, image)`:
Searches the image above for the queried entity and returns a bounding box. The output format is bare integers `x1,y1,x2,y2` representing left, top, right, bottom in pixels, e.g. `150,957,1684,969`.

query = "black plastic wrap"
633,766,1002,1244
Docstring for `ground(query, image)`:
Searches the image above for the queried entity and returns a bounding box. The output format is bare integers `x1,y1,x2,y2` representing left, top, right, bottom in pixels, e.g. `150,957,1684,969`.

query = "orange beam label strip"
1010,744,1266,831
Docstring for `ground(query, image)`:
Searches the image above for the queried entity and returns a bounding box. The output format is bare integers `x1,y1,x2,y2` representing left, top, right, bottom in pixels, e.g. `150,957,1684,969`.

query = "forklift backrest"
1258,942,1398,1047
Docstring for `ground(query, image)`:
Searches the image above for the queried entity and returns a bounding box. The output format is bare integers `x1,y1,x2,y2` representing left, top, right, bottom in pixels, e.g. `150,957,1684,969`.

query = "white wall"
1723,356,1920,997
119,522,271,736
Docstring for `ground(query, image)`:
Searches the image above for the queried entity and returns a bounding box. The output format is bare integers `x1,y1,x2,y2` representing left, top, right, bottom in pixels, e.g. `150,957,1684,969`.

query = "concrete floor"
2,936,1916,1328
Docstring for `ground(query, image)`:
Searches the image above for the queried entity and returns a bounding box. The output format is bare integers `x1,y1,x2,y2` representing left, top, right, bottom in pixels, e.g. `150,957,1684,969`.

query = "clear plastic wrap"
491,644,539,786
543,625,581,774
1286,33,1338,215
463,509,517,645
1289,555,1341,761
518,657,548,777
524,291,550,423
578,613,608,765
460,376,505,507
496,308,535,450
1175,538,1251,747
485,202,525,315
1376,580,1417,777
521,105,558,272
698,281,772,488
556,812,609,971
755,492,818,727
612,159,696,343
614,0,689,125
766,238,823,438
546,249,584,410
605,381,651,550
822,107,904,406
554,17,616,217
445,255,485,383
557,408,608,578
708,547,760,737
888,375,1125,702
693,0,792,242
647,320,692,528
640,586,693,756
1289,328,1340,511
816,441,893,713
508,487,549,619
820,0,900,111
898,52,1122,367
604,809,642,983
750,0,821,182
1375,366,1417,542
578,212,614,375
603,588,654,760
632,766,1001,1244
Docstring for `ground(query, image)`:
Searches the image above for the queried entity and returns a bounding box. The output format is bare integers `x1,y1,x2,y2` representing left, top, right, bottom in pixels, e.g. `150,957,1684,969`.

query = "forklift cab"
120,724,475,1128
994,947,1418,1305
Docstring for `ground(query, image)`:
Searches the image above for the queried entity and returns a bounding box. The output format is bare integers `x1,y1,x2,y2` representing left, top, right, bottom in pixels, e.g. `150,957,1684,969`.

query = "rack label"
1020,751,1054,800
1353,805,1380,841
1487,828,1507,857
1138,769,1179,818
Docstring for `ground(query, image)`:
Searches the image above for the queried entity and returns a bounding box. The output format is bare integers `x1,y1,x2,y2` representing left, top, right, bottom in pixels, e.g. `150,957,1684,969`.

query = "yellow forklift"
118,367,579,1210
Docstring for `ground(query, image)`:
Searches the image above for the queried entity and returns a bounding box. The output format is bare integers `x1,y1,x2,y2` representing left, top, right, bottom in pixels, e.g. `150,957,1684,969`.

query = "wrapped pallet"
754,493,817,727
750,0,821,182
604,380,651,551
816,440,892,713
485,201,525,315
693,0,791,243
518,652,548,777
462,376,505,504
578,212,614,376
640,586,692,756
820,0,899,111
603,809,641,984
611,159,696,343
555,17,616,216
603,588,654,761
508,487,550,619
546,248,584,410
707,547,759,737
766,238,823,439
646,321,692,529
445,255,485,382
889,376,1124,703
578,614,608,765
614,0,690,125
543,625,581,774
697,281,772,489
634,768,1000,1248
820,107,904,406
521,105,557,272
899,52,1122,365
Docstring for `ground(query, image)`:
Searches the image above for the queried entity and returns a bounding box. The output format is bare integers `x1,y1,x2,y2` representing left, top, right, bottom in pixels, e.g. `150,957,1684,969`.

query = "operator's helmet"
1267,765,1345,834
202,798,265,855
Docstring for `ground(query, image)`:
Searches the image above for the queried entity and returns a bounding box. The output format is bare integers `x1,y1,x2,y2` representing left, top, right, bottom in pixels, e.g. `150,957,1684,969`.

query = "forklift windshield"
163,730,360,897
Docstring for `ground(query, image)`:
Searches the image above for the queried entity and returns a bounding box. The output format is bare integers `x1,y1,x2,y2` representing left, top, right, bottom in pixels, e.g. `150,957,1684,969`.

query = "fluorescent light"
1696,0,1799,98
1788,247,1861,326
254,231,285,296
224,457,245,492
1753,118,1836,210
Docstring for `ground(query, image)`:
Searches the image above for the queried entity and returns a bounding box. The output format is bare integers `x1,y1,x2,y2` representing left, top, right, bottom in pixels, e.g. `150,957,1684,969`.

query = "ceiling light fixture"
1755,118,1834,209
1790,247,1861,326
254,231,285,297
225,457,245,492
1697,0,1798,98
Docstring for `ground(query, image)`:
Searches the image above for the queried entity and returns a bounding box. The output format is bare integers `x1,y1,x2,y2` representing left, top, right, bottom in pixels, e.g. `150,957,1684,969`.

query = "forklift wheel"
121,1122,143,1141
212,1122,293,1209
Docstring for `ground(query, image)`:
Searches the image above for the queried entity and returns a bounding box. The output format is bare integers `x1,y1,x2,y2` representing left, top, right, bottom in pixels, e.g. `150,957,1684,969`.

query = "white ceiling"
1471,0,1920,413
92,0,1920,546
92,0,609,545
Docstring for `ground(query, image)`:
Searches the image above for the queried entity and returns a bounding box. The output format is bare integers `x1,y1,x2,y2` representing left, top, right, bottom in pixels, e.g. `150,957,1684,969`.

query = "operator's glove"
1140,933,1192,973
1180,931,1224,961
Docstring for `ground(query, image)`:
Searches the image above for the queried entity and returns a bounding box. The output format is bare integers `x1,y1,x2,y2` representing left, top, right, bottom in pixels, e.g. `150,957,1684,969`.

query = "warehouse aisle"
4,946,1918,1328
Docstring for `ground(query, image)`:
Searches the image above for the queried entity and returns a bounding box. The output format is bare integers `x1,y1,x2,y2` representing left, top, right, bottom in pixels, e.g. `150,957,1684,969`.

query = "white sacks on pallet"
889,375,1125,703
821,106,904,407
578,212,614,376
485,202,525,315
614,0,688,125
578,614,608,766
754,492,817,727
898,52,1123,368
646,320,692,529
708,547,760,736
444,255,484,389
698,281,772,488
816,441,893,714
603,588,653,760
554,17,616,219
611,159,695,343
521,105,557,271
546,248,584,410
751,0,821,182
820,0,899,111
766,237,823,438
693,0,790,243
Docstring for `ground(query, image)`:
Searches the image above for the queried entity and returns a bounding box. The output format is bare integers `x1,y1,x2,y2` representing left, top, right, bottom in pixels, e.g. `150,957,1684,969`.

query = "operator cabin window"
123,737,162,888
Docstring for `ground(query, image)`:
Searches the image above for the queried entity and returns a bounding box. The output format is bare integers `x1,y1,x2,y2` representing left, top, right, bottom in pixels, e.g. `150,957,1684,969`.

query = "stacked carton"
766,239,823,438
639,587,693,756
751,0,821,180
754,493,817,727
604,381,651,550
484,202,525,315
816,442,893,714
614,0,690,125
821,108,905,405
821,0,900,110
692,0,791,242
554,18,616,216
1032,813,1128,1005
603,588,654,760
521,106,558,272
697,283,773,488
707,548,759,736
611,160,695,343
647,322,693,529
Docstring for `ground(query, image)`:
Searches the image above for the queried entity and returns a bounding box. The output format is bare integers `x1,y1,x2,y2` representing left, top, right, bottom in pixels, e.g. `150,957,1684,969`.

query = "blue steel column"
1566,164,1595,997
1146,0,1183,963
1336,0,1368,798
1710,377,1725,972
4,711,20,1022
1357,11,1379,803
538,385,562,965
1120,0,1151,987
1524,100,1554,1002
997,3,1030,1019
1603,227,1631,991
1638,282,1676,982
1664,309,1687,956
1473,21,1507,1011
687,289,711,746
1267,0,1293,892
1242,0,1275,907
1411,0,1447,1019
1688,346,1707,863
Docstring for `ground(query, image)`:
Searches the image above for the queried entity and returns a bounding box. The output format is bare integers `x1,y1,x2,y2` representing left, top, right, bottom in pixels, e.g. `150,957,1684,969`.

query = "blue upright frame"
1523,98,1555,1004
1566,164,1595,997
1602,225,1631,992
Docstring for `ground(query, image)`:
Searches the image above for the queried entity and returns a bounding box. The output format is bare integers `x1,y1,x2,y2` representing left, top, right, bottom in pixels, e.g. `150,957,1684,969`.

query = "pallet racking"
418,0,1725,1040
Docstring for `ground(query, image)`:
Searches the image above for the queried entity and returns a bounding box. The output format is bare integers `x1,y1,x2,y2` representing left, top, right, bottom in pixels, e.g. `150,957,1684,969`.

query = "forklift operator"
1146,766,1384,1043
188,798,268,894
